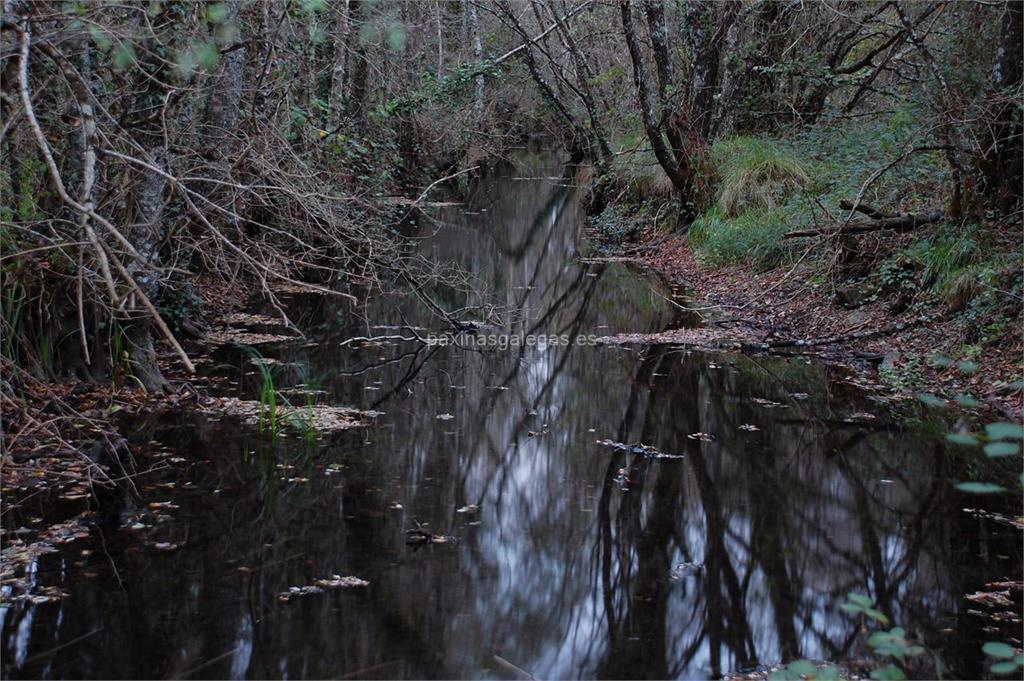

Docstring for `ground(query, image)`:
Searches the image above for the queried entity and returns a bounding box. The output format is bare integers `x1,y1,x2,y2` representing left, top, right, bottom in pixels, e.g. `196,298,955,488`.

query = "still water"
2,155,1020,679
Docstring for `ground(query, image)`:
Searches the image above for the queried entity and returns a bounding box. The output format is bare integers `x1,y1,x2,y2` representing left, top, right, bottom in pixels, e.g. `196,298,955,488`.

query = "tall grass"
710,137,810,218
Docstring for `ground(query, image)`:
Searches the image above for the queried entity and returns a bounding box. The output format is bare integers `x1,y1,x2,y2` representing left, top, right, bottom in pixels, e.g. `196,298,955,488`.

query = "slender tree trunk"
685,0,738,140
983,0,1023,210
205,0,247,153
469,0,484,119
712,3,749,138
550,0,611,169
643,0,686,176
346,0,370,129
620,0,692,210
499,0,589,157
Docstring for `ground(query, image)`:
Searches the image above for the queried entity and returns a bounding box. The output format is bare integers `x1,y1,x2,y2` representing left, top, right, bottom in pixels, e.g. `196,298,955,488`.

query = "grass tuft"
711,136,810,218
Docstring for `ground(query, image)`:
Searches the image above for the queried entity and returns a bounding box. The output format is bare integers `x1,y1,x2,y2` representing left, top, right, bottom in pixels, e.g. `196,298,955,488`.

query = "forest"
1,1,1022,680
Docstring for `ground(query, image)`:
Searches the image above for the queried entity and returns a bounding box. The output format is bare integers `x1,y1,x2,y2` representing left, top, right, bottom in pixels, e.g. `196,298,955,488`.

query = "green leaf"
870,664,906,680
787,660,817,677
386,20,407,50
956,482,1006,494
984,441,1020,457
89,25,112,52
953,393,983,408
990,661,1021,675
956,360,979,374
195,42,220,71
864,607,890,625
205,3,228,22
983,642,1017,659
946,433,980,446
300,0,326,11
847,592,874,608
928,354,954,368
817,666,840,681
986,423,1024,440
112,42,136,71
917,393,946,407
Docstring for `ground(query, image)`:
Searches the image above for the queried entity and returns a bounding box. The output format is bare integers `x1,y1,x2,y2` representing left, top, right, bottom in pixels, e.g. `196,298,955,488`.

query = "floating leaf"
956,482,1006,494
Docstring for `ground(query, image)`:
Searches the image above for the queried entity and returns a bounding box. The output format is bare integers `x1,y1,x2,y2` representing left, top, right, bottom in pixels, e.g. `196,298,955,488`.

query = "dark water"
2,155,1020,679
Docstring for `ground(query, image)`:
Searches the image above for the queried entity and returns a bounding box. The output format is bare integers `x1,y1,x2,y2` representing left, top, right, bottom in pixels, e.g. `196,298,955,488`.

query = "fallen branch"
750,312,946,351
784,210,943,238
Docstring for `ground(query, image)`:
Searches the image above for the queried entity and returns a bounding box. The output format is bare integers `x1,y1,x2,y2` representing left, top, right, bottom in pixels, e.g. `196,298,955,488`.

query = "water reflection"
2,156,1019,680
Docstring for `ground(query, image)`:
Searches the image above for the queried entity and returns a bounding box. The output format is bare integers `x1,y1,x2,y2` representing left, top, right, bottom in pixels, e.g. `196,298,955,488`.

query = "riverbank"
596,227,1023,421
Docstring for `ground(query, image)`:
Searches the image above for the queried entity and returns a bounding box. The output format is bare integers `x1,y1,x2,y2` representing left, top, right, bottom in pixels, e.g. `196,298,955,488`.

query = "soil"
629,234,1023,421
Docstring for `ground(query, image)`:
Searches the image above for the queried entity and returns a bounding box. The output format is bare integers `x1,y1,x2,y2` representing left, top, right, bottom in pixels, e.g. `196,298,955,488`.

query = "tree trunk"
469,0,484,119
550,0,612,169
643,0,686,174
205,0,247,153
983,0,1023,211
346,0,370,129
685,0,738,140
619,0,692,211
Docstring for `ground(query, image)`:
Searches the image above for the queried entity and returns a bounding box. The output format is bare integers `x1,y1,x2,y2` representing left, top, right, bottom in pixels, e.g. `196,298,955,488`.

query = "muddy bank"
605,232,1023,421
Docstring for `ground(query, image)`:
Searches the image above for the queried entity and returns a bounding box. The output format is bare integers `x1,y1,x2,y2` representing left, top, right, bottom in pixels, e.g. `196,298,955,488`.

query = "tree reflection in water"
3,157,1019,680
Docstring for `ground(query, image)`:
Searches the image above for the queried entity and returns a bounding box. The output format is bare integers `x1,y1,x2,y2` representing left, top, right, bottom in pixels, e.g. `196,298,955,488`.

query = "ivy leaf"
956,482,1006,494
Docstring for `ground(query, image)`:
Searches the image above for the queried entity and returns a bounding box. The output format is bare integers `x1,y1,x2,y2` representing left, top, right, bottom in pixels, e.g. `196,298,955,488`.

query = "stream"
2,154,1020,679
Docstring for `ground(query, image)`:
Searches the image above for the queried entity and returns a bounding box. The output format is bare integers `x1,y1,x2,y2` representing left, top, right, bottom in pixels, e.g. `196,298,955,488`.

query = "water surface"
2,155,1020,680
